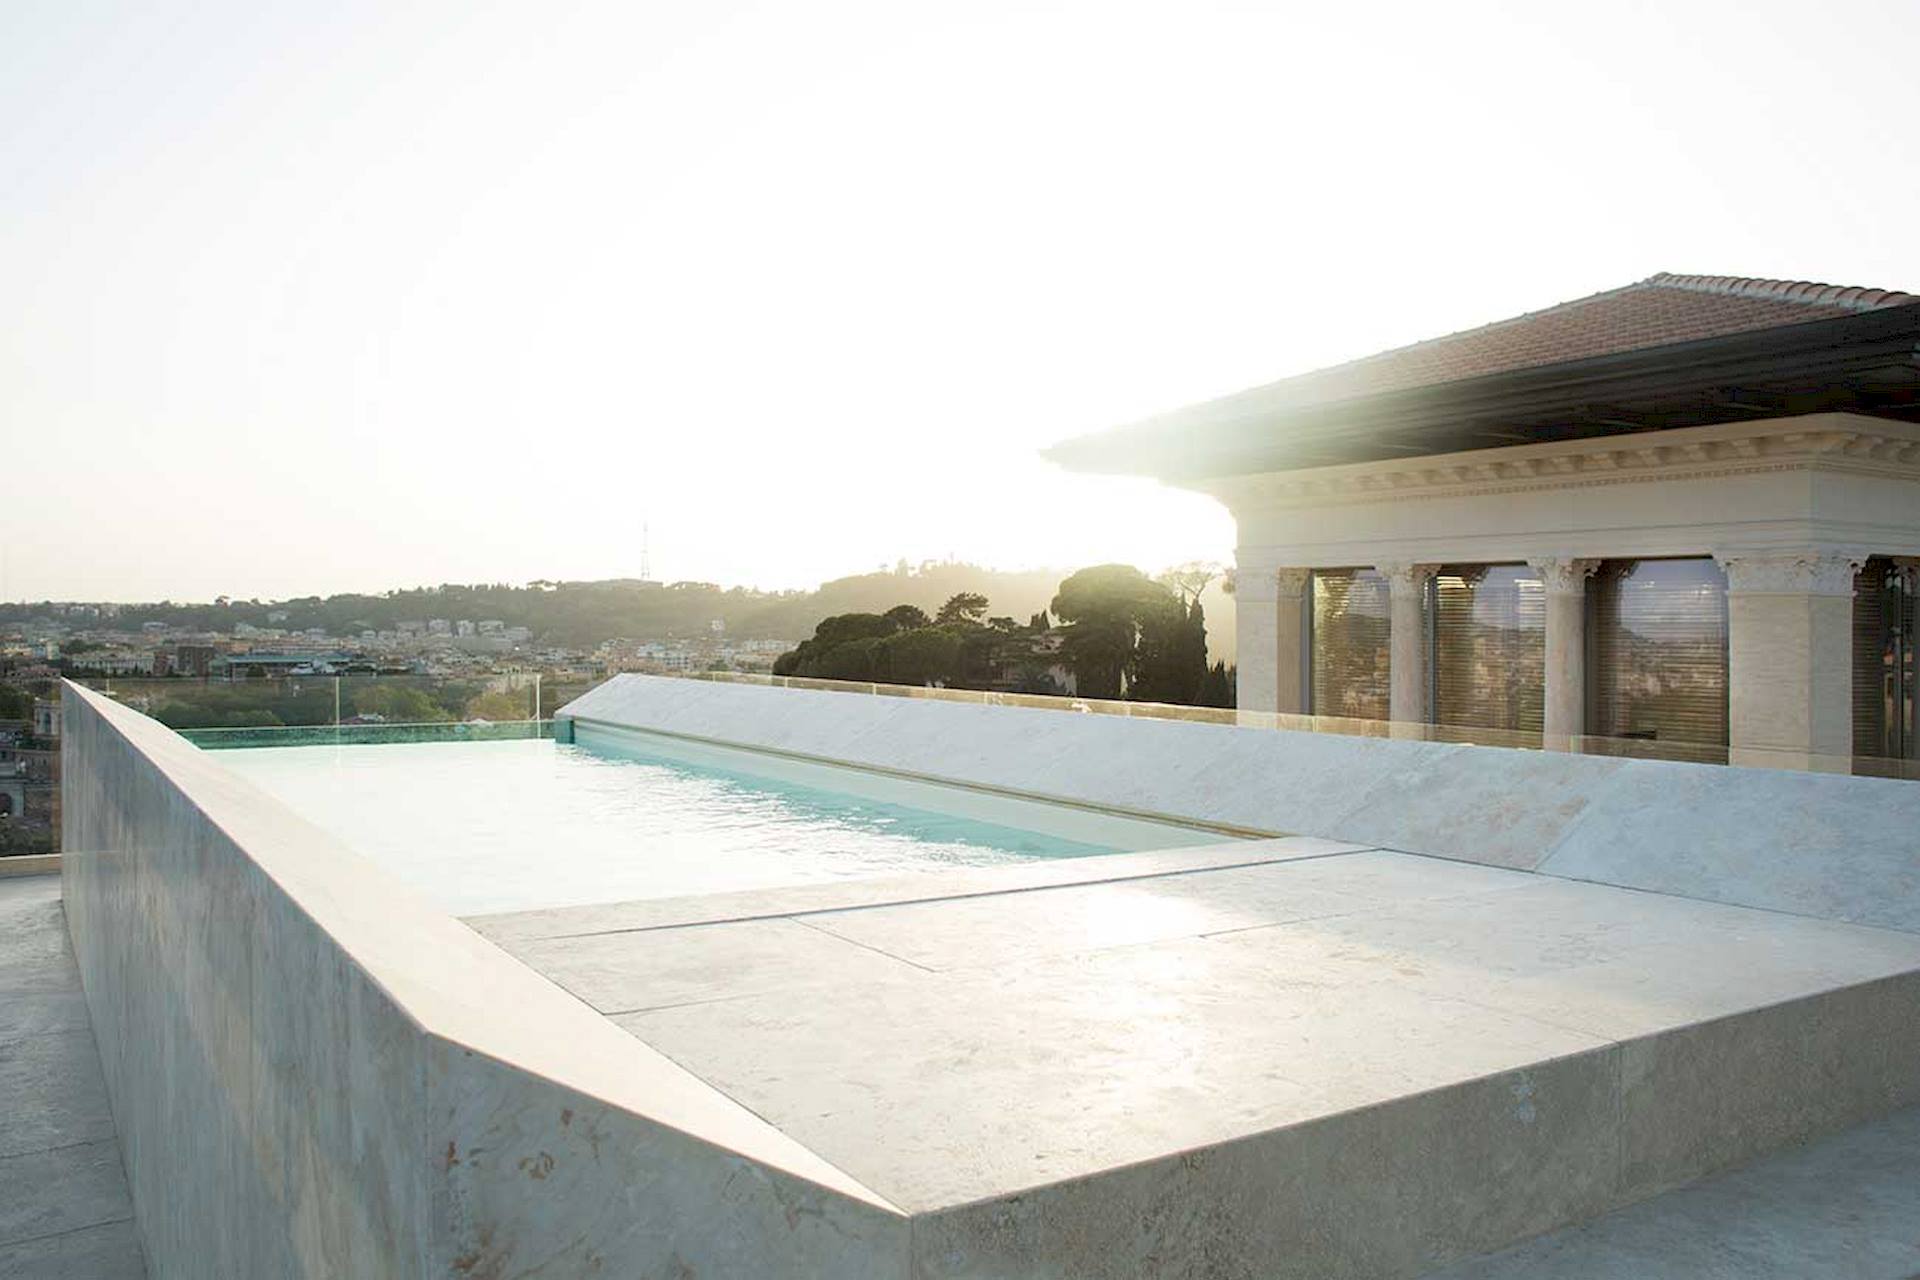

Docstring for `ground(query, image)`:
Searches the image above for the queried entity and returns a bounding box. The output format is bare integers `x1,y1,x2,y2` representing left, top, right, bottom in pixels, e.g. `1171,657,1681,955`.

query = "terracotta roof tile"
1242,272,1919,410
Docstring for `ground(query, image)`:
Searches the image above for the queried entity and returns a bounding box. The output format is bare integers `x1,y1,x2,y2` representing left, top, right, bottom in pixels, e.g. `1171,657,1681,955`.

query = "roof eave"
1047,302,1920,480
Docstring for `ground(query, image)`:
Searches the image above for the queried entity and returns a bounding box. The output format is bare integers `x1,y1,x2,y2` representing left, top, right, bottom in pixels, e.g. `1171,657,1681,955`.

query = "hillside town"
0,602,795,857
0,600,795,685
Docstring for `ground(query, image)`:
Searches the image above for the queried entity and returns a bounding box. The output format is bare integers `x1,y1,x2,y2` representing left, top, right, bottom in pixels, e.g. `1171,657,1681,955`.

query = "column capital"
1374,562,1440,594
1528,557,1602,595
1231,566,1311,602
1715,549,1867,596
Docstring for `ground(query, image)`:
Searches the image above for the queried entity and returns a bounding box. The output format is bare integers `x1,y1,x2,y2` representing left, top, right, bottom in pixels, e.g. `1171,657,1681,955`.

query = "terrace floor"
0,874,147,1279
472,837,1920,1276
1421,1103,1920,1278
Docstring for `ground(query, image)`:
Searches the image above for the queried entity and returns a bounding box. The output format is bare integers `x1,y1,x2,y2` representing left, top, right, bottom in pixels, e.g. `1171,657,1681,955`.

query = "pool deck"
470,837,1920,1277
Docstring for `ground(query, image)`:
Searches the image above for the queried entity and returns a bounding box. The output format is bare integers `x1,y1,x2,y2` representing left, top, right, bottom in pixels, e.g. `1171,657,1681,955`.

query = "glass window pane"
1433,565,1544,734
1311,569,1390,722
1588,558,1728,747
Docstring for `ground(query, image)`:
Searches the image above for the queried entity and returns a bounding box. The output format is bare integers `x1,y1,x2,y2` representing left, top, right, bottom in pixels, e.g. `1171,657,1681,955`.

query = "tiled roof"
1233,273,1920,410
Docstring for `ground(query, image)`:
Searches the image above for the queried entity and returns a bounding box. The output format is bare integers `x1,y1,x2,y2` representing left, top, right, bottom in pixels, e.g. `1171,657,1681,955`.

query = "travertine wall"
60,682,906,1278
560,675,1920,934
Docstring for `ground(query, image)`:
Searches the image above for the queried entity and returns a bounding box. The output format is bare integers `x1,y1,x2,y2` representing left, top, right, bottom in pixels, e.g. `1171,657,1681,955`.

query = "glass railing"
0,674,610,857
668,670,1919,779
76,673,554,730
5,665,1911,866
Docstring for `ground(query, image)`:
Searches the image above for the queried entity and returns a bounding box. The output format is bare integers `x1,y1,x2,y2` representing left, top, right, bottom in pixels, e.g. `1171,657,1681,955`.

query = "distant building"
0,759,23,821
32,699,60,740
174,644,219,678
1051,272,1920,772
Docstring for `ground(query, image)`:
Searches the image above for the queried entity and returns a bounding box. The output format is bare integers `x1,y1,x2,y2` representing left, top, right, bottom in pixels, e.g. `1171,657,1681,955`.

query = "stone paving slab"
801,850,1538,973
0,1141,135,1253
0,1218,147,1280
500,847,1920,1275
467,835,1365,942
512,916,926,1013
1421,1105,1920,1279
0,1030,118,1165
0,877,146,1279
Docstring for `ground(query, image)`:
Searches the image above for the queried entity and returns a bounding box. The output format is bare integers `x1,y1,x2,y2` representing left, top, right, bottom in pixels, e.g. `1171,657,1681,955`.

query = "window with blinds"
1855,557,1917,762
1587,558,1728,747
1310,568,1390,721
1432,565,1545,734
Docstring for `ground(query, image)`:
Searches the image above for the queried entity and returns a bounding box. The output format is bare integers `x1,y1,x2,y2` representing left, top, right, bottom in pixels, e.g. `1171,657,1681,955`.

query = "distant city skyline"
4,1,1916,601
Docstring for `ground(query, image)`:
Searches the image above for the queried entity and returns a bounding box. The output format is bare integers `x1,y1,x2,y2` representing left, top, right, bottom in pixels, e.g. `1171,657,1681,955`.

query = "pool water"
211,731,1210,915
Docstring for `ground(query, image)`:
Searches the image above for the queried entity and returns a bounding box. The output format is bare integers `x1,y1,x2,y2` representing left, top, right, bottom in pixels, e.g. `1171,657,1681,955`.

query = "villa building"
1051,274,1920,771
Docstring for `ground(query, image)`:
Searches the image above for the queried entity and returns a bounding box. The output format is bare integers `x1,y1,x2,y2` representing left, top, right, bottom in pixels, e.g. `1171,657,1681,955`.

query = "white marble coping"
66,682,901,1213
467,835,1372,943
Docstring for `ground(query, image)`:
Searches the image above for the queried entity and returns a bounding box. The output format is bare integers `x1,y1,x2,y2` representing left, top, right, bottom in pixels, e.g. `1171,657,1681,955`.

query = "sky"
3,0,1917,603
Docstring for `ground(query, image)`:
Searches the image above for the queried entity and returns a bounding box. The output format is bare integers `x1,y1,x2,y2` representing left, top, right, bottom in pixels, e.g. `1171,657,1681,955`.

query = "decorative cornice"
1201,418,1920,512
1529,557,1602,595
1716,549,1868,596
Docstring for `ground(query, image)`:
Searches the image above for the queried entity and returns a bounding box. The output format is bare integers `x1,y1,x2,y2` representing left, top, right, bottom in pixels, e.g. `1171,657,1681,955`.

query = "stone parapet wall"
59,681,903,1278
560,674,1920,934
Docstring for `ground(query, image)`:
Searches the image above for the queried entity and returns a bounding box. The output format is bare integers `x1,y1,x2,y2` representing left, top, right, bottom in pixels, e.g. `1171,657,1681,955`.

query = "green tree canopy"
882,604,931,632
935,592,989,626
1050,565,1200,701
879,627,965,686
347,684,453,723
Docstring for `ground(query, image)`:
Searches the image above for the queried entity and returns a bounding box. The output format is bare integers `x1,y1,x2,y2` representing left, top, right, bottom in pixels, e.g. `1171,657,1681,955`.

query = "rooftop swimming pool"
209,722,1219,914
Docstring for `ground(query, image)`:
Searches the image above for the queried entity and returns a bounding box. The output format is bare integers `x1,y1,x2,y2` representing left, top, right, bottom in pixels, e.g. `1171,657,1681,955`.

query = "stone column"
1233,567,1310,718
1717,549,1865,772
1530,557,1600,749
1377,562,1439,729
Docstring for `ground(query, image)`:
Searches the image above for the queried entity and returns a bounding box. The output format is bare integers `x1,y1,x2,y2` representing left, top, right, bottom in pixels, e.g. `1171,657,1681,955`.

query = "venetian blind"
1855,558,1892,759
1856,558,1917,762
1587,558,1729,747
1432,565,1545,734
1310,569,1391,722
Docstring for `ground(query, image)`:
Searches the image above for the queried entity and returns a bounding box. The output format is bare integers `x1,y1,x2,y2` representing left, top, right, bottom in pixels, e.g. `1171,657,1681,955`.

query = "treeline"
0,564,1081,649
774,564,1235,707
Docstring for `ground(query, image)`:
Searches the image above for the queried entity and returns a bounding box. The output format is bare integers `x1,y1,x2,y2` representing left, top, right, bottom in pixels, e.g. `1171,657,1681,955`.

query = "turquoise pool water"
211,731,1209,915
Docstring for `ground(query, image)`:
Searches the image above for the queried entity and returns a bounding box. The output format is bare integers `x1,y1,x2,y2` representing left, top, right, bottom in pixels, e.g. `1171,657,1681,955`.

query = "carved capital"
1232,566,1312,603
1528,557,1602,595
1374,562,1440,595
1716,549,1867,596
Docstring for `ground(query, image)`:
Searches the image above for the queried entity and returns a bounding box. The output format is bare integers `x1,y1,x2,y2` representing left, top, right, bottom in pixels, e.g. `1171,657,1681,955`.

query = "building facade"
1050,275,1920,772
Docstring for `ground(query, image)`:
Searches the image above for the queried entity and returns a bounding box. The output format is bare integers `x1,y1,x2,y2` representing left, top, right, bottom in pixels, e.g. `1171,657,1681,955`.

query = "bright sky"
4,0,1916,603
